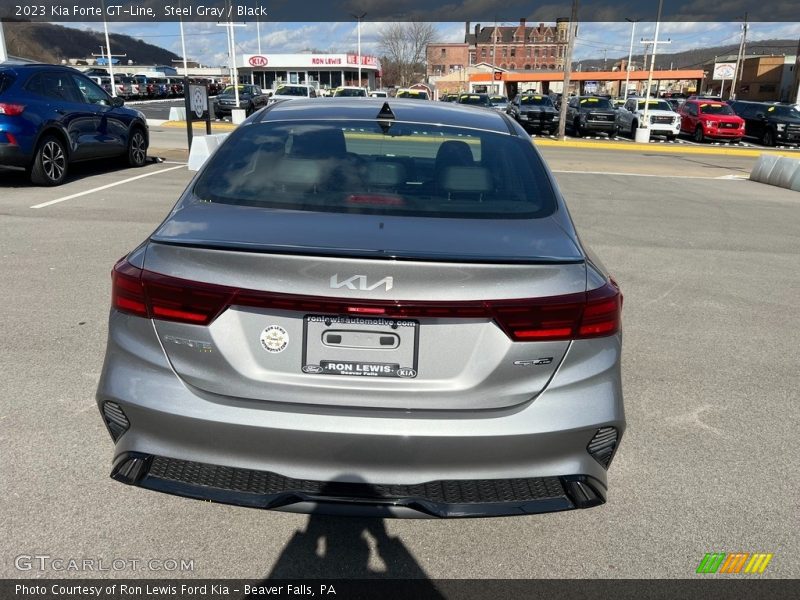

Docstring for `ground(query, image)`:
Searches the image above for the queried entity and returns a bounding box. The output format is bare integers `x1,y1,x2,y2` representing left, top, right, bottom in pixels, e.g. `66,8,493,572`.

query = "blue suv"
0,63,149,186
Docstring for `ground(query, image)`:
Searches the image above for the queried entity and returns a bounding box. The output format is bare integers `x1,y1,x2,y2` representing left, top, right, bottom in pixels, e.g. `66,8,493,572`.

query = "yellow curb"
532,138,799,158
158,120,237,131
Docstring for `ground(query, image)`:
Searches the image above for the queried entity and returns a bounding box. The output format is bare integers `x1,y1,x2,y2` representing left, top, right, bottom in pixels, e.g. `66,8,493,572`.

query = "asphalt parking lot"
1,137,799,579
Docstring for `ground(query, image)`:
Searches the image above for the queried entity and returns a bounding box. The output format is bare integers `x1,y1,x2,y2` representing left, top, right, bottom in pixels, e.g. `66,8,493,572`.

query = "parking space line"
30,165,186,209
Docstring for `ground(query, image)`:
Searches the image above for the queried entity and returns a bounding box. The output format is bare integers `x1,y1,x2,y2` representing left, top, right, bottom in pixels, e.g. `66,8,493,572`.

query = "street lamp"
352,13,366,88
623,18,641,101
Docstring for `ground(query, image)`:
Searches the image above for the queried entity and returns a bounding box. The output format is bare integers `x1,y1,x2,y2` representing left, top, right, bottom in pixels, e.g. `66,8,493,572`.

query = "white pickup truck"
615,97,681,140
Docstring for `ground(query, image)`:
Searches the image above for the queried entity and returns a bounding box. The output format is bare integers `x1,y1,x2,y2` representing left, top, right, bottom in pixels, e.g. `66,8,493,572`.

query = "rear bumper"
112,453,607,518
0,143,30,167
97,313,625,518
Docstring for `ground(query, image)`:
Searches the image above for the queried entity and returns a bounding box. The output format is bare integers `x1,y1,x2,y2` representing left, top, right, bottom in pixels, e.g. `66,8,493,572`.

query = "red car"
680,99,745,143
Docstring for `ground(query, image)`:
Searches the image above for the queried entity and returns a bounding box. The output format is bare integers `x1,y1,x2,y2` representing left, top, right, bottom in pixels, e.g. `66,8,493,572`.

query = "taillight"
0,102,25,116
110,259,622,341
111,258,147,318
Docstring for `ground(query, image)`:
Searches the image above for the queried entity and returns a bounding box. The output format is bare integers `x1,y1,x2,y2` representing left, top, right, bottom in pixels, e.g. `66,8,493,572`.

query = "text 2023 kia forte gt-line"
97,99,624,518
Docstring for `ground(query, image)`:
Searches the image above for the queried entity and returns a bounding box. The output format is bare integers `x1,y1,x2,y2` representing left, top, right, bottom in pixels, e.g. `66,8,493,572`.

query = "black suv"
566,96,617,136
729,101,800,146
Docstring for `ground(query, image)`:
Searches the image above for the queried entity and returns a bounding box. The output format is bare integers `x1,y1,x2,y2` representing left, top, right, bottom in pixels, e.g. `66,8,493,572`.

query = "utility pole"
492,19,498,93
557,0,578,140
730,12,748,100
178,0,188,76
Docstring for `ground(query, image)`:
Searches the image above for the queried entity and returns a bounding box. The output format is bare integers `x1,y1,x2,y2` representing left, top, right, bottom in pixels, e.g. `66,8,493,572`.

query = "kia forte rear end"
97,99,624,518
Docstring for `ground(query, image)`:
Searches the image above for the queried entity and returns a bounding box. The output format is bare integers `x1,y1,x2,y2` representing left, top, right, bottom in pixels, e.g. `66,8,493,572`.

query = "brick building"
427,19,570,80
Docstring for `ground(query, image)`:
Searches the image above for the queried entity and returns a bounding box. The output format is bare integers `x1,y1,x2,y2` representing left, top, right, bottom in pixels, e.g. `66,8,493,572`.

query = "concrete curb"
150,120,237,131
534,138,800,158
750,154,800,192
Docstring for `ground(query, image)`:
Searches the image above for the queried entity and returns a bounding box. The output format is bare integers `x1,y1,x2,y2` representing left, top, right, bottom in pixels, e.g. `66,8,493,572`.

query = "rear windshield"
698,103,734,115
521,95,552,106
0,73,14,94
275,85,309,96
192,120,556,219
579,98,613,109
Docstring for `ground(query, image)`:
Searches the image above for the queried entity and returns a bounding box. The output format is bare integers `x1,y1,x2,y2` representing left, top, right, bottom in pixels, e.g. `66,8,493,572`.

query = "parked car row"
83,73,224,101
500,90,799,146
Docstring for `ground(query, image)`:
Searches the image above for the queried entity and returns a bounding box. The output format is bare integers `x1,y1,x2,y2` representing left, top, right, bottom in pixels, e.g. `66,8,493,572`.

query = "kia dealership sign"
240,53,380,70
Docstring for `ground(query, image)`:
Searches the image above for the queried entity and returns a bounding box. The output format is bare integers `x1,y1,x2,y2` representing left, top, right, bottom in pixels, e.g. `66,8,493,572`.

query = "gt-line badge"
260,325,289,353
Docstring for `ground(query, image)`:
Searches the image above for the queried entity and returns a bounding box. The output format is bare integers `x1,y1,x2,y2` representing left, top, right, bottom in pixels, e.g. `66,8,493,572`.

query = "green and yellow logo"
696,552,773,574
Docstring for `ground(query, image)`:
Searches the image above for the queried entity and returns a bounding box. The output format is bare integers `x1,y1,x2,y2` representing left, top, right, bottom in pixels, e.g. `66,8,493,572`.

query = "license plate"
302,314,419,378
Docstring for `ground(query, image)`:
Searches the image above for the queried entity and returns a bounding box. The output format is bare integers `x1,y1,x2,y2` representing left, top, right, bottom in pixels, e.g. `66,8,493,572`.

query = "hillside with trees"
3,20,180,66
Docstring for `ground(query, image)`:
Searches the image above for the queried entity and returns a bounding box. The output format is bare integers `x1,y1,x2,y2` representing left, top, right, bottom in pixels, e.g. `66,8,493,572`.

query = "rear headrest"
368,162,406,187
271,157,322,189
438,166,492,193
289,127,346,158
435,140,474,170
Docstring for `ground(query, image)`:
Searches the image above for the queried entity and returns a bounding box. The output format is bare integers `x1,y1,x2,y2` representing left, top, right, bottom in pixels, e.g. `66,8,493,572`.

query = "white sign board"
189,84,207,119
713,62,736,80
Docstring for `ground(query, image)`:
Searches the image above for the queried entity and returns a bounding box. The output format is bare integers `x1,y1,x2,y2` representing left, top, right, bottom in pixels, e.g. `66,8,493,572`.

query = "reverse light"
0,102,25,116
111,259,622,342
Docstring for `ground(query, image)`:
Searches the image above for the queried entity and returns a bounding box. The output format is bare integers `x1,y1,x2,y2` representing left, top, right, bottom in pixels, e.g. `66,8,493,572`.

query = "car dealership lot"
1,141,799,579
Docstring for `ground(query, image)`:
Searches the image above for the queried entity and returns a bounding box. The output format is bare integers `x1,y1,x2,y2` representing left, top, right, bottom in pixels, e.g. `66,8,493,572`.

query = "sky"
77,20,800,67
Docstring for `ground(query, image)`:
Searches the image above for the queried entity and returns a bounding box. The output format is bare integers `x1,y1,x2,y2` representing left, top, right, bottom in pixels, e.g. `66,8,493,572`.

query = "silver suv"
97,99,625,518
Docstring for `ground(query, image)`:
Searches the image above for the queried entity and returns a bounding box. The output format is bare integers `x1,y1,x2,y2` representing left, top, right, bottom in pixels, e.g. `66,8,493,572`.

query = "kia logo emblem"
249,55,268,67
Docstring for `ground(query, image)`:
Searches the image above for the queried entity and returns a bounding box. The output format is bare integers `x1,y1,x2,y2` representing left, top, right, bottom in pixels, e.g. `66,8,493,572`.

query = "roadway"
1,135,798,580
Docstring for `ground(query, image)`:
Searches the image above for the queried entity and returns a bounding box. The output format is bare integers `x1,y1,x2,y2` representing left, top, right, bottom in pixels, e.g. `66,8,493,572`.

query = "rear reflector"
0,103,25,116
111,258,621,341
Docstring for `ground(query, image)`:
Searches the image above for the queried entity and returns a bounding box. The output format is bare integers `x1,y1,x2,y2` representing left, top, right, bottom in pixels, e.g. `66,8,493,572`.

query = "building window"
502,47,507,58
510,48,516,58
501,63,507,69
469,52,476,65
534,48,539,57
481,48,487,59
509,63,516,70
560,47,565,57
550,47,556,57
759,84,776,93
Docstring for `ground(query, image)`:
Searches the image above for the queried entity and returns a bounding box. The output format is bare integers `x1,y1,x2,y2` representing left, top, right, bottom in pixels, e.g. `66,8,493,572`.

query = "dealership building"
236,53,381,91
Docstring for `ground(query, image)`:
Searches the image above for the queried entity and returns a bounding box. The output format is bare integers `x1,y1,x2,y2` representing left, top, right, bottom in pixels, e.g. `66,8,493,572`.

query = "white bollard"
187,133,231,171
168,106,186,122
633,126,650,144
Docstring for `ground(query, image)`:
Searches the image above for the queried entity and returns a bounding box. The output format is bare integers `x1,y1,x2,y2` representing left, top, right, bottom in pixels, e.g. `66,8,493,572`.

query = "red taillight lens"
110,259,622,341
0,103,25,116
111,259,147,318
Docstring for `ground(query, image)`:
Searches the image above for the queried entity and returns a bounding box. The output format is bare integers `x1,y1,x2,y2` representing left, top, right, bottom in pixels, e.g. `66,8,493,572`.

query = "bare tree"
378,21,436,87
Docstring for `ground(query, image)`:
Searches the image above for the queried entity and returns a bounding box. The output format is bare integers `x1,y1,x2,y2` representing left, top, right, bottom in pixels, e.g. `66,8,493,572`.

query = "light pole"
353,13,366,88
101,0,116,97
623,18,641,101
730,12,748,100
0,19,7,63
178,0,188,76
637,0,667,143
